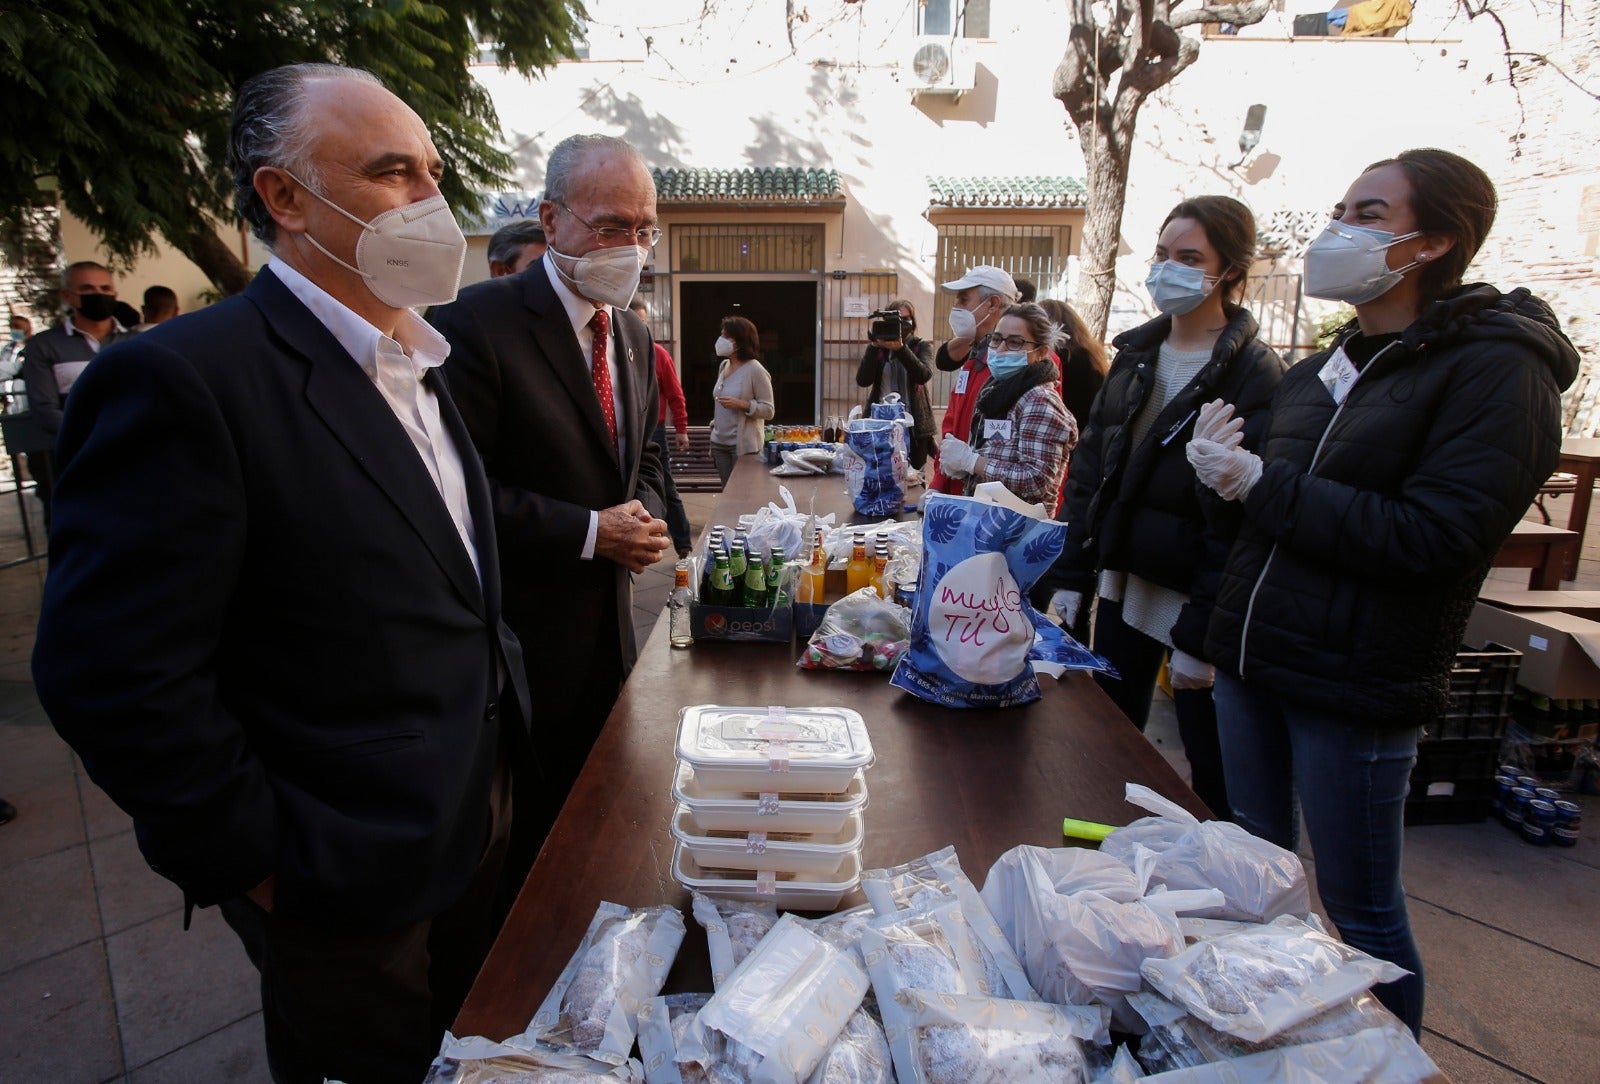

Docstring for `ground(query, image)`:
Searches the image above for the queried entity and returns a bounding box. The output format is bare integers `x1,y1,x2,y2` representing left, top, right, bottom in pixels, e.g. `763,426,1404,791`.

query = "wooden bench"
667,425,723,493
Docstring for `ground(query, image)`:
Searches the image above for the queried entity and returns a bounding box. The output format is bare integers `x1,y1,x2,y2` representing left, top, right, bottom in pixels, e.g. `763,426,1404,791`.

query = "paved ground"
1,478,1595,1082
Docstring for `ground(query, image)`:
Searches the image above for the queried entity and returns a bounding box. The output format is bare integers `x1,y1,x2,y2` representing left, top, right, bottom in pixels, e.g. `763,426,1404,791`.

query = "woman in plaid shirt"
936,302,1078,509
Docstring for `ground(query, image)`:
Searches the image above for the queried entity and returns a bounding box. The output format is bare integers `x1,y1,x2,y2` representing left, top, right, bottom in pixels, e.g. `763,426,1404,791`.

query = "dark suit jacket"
32,268,529,931
428,259,666,729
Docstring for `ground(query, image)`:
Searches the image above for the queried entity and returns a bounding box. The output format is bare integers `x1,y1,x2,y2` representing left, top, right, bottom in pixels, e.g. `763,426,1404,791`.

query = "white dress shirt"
269,257,481,585
543,257,628,561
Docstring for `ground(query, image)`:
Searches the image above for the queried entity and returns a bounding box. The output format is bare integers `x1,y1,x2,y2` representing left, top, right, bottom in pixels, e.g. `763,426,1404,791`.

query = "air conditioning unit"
907,36,976,95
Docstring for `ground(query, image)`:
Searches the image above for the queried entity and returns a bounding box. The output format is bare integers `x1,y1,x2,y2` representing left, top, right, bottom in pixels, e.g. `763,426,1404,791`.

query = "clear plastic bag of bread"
524,902,687,1065
1139,914,1412,1043
799,587,911,672
691,892,777,989
424,1034,642,1082
890,991,1100,1084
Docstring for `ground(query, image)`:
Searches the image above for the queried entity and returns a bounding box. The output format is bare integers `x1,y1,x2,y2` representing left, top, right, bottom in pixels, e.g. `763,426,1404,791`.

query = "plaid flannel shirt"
974,384,1078,506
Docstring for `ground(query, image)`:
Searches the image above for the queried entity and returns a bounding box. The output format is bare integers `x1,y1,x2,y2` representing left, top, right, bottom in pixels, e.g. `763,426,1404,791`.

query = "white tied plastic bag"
740,485,834,562
1100,784,1310,924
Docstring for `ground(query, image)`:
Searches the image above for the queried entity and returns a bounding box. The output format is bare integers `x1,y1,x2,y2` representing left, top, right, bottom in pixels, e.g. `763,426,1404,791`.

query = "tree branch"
1170,0,1272,29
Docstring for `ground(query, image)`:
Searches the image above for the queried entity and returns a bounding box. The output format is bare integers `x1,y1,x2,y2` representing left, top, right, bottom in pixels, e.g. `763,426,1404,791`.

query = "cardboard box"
1464,596,1600,699
1476,585,1600,621
688,557,797,643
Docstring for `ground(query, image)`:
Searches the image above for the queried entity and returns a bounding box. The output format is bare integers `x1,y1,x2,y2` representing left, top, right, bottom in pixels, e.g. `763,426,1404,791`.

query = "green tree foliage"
0,0,586,295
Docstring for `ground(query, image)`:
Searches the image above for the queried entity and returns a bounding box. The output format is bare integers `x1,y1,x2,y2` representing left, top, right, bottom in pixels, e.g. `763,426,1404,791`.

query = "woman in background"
936,302,1076,507
1037,297,1107,433
708,315,774,485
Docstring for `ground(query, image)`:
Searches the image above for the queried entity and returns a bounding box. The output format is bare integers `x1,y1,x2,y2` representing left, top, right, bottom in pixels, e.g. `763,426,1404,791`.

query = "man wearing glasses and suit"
429,134,670,890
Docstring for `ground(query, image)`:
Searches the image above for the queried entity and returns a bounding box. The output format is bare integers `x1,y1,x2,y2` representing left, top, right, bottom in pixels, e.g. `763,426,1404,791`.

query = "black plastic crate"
1426,642,1521,741
1405,736,1502,825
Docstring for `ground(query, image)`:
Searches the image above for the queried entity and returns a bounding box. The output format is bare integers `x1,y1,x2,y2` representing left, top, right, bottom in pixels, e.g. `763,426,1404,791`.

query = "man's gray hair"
61,260,110,288
487,220,546,264
230,63,382,246
543,134,647,206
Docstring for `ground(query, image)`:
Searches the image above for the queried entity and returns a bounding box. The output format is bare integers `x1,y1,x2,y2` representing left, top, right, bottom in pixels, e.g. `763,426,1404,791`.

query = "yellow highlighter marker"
1061,817,1116,842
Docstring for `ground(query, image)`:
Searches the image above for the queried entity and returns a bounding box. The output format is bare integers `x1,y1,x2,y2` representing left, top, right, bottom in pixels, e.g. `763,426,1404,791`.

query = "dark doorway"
678,279,817,425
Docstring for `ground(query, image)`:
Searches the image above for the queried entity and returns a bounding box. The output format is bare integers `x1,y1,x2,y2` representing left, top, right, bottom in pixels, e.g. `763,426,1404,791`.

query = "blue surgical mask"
987,350,1029,380
1145,260,1215,316
7,330,23,343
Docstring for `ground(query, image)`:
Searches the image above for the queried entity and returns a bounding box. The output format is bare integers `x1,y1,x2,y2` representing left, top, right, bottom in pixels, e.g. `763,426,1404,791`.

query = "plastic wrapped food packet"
1139,914,1412,1043
861,845,1039,1001
1095,1044,1146,1082
862,903,989,1000
425,1034,642,1082
1124,992,1210,1073
1182,989,1414,1061
1100,785,1310,924
894,991,1097,1084
804,1005,894,1084
797,904,876,971
798,587,912,672
691,892,778,988
692,913,869,1084
1128,1026,1440,1083
525,902,687,1065
638,994,712,1084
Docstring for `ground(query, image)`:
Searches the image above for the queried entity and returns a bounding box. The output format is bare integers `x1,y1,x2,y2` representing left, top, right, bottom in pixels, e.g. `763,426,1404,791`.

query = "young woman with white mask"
1040,195,1284,822
1187,150,1578,1036
708,315,774,485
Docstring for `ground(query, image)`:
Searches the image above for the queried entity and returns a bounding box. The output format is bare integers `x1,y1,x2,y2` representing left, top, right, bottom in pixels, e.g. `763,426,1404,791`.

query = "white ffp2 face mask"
948,306,978,339
292,177,467,310
1303,222,1423,305
714,336,735,358
549,243,648,310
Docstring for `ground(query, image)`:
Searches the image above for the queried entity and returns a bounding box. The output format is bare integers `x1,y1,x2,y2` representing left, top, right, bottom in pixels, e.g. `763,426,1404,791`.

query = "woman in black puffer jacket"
1041,196,1285,819
1187,149,1579,1037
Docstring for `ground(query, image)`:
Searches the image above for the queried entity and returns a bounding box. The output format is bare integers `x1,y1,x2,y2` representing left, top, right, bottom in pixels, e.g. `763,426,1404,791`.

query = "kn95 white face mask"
292,176,468,310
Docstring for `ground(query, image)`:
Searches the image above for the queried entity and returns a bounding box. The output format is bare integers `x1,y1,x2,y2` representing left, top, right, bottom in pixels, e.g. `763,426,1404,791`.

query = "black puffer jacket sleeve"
1039,375,1113,595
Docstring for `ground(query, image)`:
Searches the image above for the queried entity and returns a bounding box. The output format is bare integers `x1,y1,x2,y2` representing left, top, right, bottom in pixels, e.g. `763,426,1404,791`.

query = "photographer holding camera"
855,298,935,468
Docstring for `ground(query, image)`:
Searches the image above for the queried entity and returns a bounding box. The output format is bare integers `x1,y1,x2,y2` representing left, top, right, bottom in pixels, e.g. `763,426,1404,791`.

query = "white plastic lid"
675,705,874,774
671,761,870,812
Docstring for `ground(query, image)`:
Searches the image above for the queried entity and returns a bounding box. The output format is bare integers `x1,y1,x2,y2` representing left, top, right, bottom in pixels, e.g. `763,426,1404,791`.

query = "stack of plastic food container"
671,704,873,911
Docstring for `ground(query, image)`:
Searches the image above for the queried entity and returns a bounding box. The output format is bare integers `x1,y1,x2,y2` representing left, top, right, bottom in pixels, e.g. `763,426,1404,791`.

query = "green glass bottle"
710,552,735,607
766,547,787,606
742,554,768,608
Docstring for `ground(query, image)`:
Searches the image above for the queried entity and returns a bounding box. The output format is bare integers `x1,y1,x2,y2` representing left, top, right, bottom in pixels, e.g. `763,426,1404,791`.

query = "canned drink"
1520,820,1549,845
1493,773,1518,815
1517,775,1541,791
1552,800,1582,846
1508,786,1536,828
1534,787,1562,807
1499,763,1522,779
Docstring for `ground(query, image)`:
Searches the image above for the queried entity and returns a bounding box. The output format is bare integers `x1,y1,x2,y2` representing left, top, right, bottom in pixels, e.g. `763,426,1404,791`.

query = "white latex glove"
939,434,978,478
1169,649,1215,690
1051,590,1083,627
1186,438,1262,502
1194,398,1245,450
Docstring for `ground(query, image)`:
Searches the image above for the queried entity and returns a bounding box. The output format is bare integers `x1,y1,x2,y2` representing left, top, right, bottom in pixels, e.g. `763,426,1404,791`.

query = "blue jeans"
1212,670,1425,1035
651,422,692,553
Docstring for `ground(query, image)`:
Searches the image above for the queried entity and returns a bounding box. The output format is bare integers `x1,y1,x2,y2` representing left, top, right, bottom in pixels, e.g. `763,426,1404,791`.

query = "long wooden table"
454,461,1210,1041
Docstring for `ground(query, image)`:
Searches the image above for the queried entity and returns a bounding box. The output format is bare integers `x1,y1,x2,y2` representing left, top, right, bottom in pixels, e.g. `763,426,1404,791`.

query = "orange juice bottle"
871,544,890,599
846,533,872,596
797,529,826,604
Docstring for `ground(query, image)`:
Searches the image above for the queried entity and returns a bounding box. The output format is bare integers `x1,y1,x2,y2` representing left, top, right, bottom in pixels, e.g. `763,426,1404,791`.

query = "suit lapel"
249,270,486,617
432,369,499,621
522,264,621,470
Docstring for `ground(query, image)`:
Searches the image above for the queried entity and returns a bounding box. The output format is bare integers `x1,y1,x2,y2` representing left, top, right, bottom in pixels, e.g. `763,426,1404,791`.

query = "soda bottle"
767,546,788,606
710,552,735,607
669,561,694,648
798,529,826,605
742,554,768,608
729,539,747,587
871,544,890,599
846,533,872,595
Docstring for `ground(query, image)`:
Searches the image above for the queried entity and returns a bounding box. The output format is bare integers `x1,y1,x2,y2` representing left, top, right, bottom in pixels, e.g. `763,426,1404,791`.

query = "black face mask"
72,292,117,322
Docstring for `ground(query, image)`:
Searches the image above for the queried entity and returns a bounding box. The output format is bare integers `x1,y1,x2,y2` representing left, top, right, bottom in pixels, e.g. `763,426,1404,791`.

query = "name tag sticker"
953,370,970,395
1318,346,1360,406
983,419,1013,441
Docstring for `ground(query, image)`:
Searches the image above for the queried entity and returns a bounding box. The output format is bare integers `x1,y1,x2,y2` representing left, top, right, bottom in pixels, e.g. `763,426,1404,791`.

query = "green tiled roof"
651,167,843,203
927,175,1087,209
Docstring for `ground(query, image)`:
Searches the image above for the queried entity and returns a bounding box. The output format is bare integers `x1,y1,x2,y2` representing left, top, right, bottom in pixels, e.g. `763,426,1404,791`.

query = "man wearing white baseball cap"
930,265,1019,495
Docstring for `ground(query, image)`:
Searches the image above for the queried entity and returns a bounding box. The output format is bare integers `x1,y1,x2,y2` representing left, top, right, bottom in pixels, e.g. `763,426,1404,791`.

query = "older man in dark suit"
429,134,670,867
33,63,526,1084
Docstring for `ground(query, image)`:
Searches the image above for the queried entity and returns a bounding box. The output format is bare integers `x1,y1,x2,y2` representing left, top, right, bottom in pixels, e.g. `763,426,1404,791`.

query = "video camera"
869,309,913,342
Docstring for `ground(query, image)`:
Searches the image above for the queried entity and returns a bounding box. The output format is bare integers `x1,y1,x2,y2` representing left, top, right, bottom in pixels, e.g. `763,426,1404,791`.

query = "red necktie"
589,309,618,450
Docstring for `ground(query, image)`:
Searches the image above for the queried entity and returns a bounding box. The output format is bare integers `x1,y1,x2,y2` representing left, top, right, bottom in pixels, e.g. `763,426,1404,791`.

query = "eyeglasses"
989,334,1040,351
560,203,662,247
